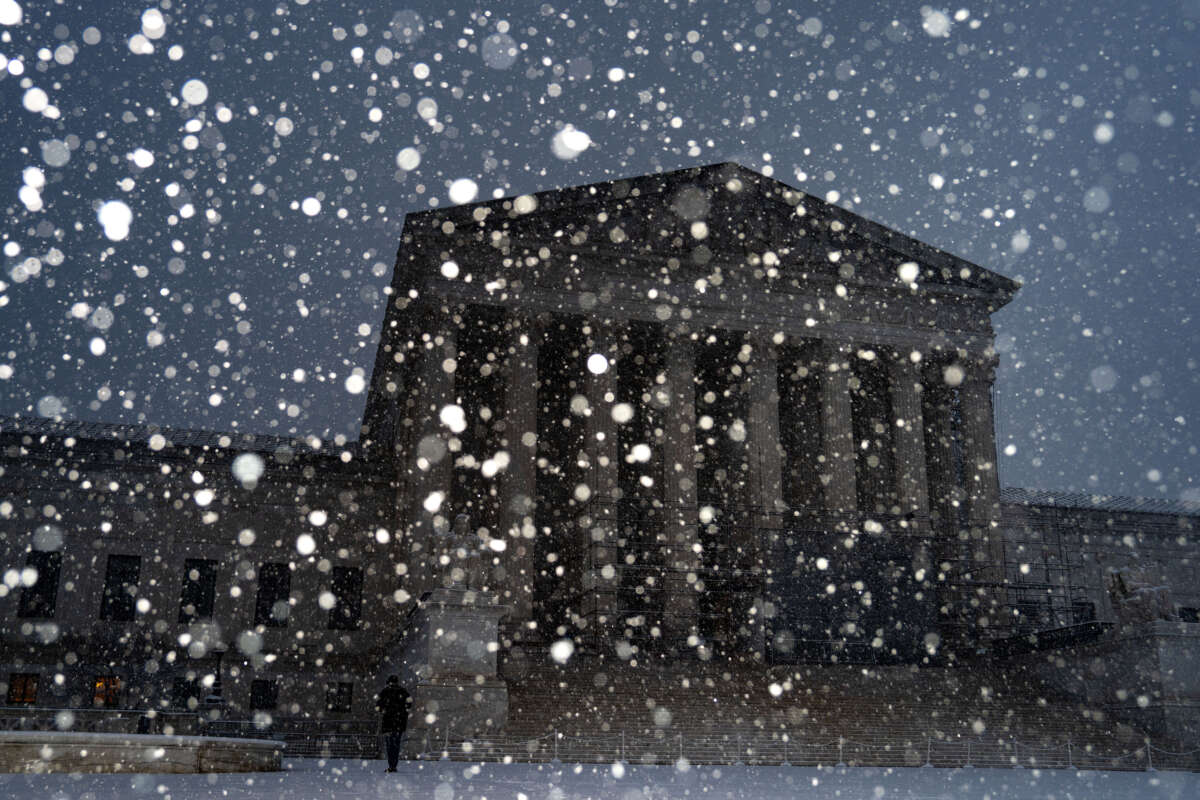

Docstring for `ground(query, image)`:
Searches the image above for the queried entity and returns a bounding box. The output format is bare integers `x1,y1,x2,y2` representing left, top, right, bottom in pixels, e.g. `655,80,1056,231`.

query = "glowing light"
448,178,478,204
586,354,609,375
550,638,575,664
97,201,133,241
180,78,209,105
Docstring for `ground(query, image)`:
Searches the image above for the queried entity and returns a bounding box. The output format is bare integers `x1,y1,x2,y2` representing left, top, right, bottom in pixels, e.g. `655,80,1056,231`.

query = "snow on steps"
417,651,1195,770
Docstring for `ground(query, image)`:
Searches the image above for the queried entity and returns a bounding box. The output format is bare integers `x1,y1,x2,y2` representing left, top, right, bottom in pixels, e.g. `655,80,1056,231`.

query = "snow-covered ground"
1,758,1197,799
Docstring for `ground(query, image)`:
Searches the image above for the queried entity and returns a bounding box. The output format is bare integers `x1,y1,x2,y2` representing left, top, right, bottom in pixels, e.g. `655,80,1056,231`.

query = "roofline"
727,164,1021,301
1001,486,1200,518
401,161,1019,307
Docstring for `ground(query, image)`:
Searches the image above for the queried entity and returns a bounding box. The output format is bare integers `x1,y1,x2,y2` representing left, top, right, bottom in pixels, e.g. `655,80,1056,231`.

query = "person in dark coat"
376,675,411,772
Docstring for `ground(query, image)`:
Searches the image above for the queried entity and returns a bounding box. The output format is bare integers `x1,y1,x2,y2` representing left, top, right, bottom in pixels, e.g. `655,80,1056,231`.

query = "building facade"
1,164,1196,741
363,162,1017,662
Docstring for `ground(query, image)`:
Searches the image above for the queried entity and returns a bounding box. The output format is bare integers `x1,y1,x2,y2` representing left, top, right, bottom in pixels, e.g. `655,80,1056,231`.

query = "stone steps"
501,654,1137,755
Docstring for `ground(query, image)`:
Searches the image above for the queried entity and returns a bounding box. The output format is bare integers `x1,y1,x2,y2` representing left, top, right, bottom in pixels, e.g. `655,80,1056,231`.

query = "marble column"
920,365,969,647
888,353,935,634
746,333,785,656
921,372,958,535
405,310,458,600
662,331,700,644
497,314,539,626
959,356,1007,632
888,355,931,521
960,357,1001,528
820,341,857,518
748,334,787,525
580,320,621,644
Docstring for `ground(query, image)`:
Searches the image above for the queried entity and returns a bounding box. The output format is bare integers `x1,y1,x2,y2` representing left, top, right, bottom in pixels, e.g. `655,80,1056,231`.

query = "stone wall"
0,730,282,773
0,422,400,722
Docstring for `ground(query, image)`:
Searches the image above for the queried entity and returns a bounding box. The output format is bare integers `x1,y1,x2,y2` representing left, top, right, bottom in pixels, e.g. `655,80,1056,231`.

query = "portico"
363,163,1017,662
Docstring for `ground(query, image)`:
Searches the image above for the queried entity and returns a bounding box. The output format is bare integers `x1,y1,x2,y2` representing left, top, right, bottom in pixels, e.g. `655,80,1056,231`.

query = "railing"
202,717,379,758
404,728,1200,772
988,621,1112,658
546,508,1114,661
9,706,1196,772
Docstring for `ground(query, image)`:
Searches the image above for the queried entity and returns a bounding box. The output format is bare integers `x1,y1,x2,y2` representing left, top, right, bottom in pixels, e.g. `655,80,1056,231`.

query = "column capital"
583,318,622,359
583,316,619,335
819,337,854,354
664,328,697,352
962,354,999,384
417,302,455,332
888,352,923,382
502,313,544,357
503,308,537,329
818,338,855,370
746,328,784,351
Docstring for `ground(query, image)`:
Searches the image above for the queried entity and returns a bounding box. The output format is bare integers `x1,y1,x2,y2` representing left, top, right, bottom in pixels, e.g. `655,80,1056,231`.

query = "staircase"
410,648,1200,770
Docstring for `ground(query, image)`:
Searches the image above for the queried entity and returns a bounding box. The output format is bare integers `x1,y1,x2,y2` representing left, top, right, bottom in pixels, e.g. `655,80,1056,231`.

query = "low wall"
0,707,201,735
0,731,283,774
1012,621,1200,742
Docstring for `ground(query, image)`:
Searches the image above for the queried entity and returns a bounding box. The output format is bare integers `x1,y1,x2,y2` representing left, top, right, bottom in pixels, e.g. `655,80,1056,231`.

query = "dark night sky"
1,0,1197,501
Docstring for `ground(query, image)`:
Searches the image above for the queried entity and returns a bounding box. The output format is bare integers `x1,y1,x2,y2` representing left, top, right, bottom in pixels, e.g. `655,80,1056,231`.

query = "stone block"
0,732,282,774
385,588,511,744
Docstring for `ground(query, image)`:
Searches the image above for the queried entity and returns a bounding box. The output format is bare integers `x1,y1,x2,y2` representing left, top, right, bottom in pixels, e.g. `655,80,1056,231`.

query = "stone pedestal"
1017,621,1200,743
384,588,510,750
0,732,283,773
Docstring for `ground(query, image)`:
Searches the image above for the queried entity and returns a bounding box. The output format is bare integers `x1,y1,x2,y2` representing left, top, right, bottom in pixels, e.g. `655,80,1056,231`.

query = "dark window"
250,679,278,711
178,559,218,623
254,563,291,627
1179,607,1200,623
99,555,141,622
18,550,62,619
328,566,363,630
1072,601,1098,624
93,676,122,707
171,676,203,710
325,681,353,713
6,673,39,705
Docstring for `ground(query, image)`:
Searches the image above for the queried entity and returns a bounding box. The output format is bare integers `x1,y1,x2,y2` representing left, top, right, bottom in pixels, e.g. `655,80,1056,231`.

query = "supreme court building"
2,163,1197,742
362,162,1018,663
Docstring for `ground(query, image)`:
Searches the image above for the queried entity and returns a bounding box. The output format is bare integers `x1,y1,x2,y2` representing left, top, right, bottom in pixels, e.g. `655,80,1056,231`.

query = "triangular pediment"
367,164,1018,456
399,162,1018,308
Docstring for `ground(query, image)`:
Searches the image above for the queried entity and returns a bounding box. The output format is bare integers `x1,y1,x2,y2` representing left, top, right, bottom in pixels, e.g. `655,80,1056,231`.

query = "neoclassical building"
363,162,1017,662
2,164,1197,746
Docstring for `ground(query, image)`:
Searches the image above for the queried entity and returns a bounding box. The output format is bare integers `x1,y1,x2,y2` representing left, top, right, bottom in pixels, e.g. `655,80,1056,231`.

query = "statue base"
1016,620,1200,743
383,588,510,752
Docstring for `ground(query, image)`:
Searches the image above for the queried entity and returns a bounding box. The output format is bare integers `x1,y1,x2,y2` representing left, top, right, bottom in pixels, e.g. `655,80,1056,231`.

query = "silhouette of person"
376,675,411,772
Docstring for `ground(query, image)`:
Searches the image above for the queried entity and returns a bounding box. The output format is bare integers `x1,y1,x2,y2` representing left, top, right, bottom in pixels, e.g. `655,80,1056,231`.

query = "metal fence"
202,718,379,758
6,707,1197,772
401,728,1200,773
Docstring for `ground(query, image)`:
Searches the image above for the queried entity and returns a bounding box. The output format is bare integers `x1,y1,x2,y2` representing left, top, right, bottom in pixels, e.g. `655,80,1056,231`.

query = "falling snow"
0,3,1196,790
